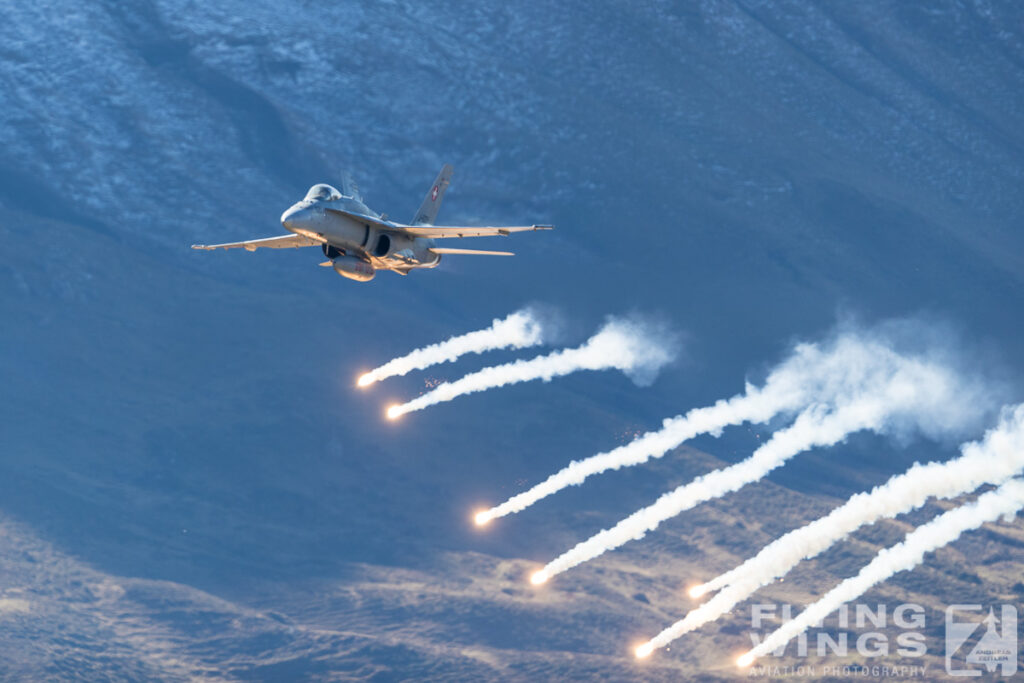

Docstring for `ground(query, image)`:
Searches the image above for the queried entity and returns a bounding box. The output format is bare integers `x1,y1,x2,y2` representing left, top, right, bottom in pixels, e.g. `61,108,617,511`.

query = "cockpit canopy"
304,184,343,202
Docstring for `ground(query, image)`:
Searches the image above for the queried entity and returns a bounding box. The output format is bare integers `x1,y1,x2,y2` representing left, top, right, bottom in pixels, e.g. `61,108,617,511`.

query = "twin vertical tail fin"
412,164,453,225
340,170,362,202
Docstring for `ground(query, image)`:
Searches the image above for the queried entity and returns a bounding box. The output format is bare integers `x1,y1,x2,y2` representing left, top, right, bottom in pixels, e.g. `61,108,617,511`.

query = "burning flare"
634,643,654,659
647,405,1024,653
745,477,1024,661
475,330,984,523
529,340,982,582
386,317,676,417
474,510,493,526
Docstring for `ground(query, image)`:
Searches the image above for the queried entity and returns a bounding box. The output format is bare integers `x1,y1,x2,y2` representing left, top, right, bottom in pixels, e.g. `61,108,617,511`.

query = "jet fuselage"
281,188,440,277
191,165,550,282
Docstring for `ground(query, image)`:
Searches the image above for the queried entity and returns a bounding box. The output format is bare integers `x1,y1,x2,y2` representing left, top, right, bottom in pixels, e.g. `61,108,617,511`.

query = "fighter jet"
192,165,552,282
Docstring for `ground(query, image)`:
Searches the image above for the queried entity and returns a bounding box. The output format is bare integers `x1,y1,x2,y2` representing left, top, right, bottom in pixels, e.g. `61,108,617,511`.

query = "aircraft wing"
191,234,323,251
324,206,551,239
429,247,514,256
397,225,553,239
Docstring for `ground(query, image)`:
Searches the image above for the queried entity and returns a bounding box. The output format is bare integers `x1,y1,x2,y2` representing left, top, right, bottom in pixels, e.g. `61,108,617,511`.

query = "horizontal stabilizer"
429,248,514,256
320,208,552,240
403,224,552,239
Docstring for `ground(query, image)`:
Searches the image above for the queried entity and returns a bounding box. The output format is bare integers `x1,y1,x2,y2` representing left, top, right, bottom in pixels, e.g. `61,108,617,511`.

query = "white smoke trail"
386,317,676,419
700,405,1024,599
638,405,1024,654
532,349,977,584
738,477,1024,667
357,309,546,387
478,334,924,524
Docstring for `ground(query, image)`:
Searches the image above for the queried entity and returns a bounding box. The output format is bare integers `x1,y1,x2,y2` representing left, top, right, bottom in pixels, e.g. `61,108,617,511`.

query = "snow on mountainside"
2,1,1022,252
3,0,1023,361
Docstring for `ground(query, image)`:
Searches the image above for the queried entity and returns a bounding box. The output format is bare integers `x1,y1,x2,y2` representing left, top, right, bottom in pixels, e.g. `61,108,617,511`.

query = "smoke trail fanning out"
357,309,546,387
739,477,1024,666
386,317,676,419
533,339,986,583
478,334,943,524
638,404,1024,654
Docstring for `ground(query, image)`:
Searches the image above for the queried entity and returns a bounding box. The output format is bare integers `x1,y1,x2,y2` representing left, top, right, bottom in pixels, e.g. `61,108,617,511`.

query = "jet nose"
280,204,304,231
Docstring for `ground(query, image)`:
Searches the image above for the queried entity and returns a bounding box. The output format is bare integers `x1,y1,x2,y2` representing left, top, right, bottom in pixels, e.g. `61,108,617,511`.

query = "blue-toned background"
2,1,1022,679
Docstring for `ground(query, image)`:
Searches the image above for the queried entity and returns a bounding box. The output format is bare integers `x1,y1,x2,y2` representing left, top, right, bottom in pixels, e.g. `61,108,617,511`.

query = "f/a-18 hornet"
192,165,552,282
